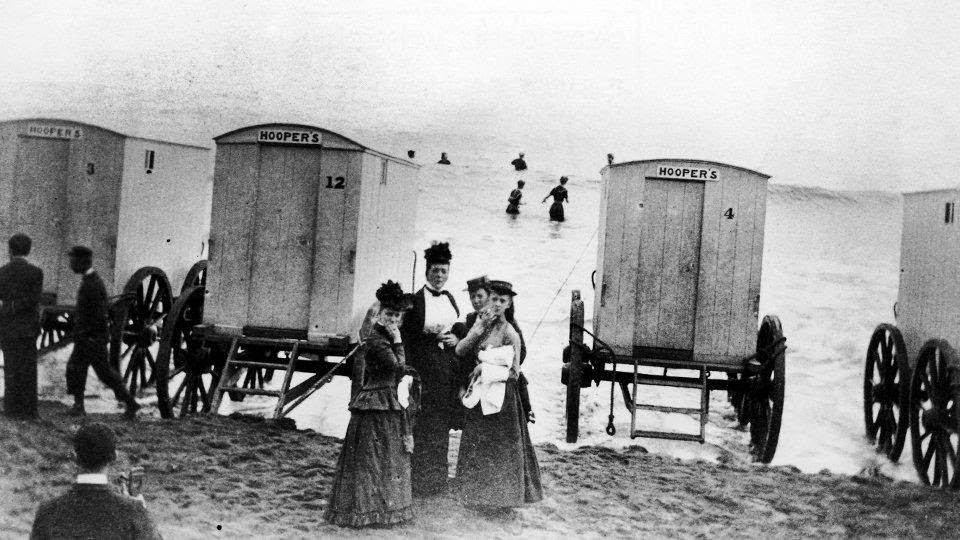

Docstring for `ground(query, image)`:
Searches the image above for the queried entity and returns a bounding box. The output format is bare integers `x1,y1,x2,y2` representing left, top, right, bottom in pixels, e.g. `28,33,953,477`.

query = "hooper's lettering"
656,166,718,180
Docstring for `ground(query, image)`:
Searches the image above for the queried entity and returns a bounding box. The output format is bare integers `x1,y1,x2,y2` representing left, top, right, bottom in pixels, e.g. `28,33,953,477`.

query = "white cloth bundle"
460,345,514,415
397,375,414,409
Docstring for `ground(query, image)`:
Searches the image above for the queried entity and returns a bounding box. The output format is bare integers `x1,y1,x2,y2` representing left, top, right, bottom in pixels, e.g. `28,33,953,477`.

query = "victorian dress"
325,323,418,527
455,311,532,419
399,286,461,496
454,319,542,507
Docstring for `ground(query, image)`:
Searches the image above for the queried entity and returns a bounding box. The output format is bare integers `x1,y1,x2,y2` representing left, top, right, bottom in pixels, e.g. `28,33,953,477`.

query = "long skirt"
325,410,413,527
455,379,543,507
549,201,565,222
410,344,460,496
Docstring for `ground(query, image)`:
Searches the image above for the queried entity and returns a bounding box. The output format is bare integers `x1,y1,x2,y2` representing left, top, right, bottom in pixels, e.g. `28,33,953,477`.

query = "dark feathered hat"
424,242,452,266
376,280,413,311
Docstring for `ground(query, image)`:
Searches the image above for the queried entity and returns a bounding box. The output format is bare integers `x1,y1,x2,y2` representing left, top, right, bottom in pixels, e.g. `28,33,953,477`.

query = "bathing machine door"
633,179,705,357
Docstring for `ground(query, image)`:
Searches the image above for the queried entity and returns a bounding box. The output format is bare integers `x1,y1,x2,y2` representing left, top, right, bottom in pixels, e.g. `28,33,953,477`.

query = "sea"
3,81,915,482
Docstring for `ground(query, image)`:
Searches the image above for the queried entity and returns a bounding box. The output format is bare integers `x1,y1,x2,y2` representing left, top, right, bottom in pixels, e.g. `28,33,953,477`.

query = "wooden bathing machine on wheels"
864,188,960,488
155,123,419,419
0,118,211,397
562,159,787,463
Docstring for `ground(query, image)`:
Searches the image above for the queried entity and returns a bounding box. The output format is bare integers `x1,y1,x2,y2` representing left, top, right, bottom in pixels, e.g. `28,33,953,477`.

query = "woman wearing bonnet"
454,279,542,511
325,281,418,527
399,242,462,497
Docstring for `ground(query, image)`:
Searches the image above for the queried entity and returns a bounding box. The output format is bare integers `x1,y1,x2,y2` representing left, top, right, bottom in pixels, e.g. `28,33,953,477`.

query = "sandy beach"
2,399,959,539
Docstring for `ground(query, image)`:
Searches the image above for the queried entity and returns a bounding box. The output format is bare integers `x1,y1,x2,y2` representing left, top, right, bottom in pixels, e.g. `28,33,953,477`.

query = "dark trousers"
66,337,133,405
2,337,38,418
411,409,450,496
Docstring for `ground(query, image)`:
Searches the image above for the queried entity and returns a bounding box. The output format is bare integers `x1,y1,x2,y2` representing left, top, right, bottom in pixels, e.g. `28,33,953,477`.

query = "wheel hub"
921,407,947,431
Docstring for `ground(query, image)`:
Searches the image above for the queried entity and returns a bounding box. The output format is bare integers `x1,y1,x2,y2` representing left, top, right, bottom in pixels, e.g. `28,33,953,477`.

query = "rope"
530,226,599,340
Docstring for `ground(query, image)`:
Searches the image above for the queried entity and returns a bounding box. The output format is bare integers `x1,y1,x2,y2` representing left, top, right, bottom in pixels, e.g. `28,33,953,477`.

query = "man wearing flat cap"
64,246,139,418
0,233,43,419
31,422,162,539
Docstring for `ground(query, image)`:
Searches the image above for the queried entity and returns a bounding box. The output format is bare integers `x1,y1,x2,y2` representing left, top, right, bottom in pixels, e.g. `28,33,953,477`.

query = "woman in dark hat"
542,176,570,222
399,242,461,497
326,281,418,527
454,280,542,510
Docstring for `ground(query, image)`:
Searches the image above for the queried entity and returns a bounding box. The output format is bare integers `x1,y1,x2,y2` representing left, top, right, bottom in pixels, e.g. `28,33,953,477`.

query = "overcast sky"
3,1,960,190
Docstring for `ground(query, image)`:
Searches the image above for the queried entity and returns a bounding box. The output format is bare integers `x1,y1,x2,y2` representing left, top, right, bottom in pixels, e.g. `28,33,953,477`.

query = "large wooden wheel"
565,290,585,443
180,260,207,294
37,307,74,354
863,324,910,461
155,285,222,418
743,315,786,463
110,267,173,398
909,339,960,489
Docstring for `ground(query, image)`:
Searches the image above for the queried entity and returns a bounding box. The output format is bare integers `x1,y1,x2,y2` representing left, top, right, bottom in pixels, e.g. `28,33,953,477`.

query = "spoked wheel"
180,260,208,294
37,308,74,354
156,285,221,419
743,315,787,463
110,267,173,398
909,339,960,489
863,324,910,461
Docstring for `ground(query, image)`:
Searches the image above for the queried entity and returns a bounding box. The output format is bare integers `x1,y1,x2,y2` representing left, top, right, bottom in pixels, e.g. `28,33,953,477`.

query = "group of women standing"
325,242,543,527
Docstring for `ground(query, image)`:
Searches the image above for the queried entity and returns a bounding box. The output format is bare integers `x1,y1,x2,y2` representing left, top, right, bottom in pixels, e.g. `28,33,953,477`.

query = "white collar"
76,473,109,485
424,285,445,295
84,267,95,276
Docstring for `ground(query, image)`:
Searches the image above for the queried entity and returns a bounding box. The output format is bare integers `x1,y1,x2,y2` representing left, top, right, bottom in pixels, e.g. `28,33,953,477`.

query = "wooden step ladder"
209,337,361,419
628,362,709,443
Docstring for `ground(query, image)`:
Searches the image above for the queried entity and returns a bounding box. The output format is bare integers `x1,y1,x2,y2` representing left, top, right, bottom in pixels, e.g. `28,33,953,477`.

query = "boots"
68,395,86,417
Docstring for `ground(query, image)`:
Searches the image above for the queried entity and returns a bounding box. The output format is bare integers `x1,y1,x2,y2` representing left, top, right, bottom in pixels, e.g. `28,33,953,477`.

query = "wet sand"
2,401,959,539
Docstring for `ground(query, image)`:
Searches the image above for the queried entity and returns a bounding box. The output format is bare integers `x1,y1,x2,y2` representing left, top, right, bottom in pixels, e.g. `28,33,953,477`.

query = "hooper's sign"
653,166,718,180
257,129,323,146
26,124,83,140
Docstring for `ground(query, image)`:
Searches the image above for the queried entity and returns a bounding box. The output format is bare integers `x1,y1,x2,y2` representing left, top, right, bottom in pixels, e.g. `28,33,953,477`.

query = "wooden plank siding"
594,160,769,366
210,124,420,342
0,118,210,304
307,149,353,339
206,144,260,331
246,146,321,329
897,190,960,362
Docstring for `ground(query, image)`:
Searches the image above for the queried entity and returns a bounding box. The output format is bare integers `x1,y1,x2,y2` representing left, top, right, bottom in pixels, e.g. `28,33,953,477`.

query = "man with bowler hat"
30,422,162,539
0,233,43,418
64,246,139,418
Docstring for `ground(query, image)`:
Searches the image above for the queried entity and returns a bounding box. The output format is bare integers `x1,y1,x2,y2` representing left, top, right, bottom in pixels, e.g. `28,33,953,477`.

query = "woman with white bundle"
454,280,542,511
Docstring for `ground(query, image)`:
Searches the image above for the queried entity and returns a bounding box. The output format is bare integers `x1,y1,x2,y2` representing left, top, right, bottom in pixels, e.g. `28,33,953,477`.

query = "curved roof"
605,158,770,179
214,123,417,167
0,117,210,150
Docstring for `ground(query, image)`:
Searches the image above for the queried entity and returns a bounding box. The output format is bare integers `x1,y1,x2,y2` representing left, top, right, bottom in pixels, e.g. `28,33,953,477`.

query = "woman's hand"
439,332,459,347
386,323,403,344
508,366,520,380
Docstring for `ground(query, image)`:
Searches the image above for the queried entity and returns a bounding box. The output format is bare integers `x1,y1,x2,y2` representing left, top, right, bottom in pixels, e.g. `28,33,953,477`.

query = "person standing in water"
437,152,451,165
510,153,527,171
542,176,570,222
506,180,525,215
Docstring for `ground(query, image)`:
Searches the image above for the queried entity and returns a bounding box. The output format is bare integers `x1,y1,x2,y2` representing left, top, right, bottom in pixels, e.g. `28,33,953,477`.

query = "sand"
2,401,959,539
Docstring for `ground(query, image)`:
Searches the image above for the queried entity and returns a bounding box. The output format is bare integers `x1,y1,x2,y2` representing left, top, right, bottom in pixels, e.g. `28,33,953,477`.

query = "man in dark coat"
64,246,139,417
0,233,43,418
31,422,162,539
400,242,461,497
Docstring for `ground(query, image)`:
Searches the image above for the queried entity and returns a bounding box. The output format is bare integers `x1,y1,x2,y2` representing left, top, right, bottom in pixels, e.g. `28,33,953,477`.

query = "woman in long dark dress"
399,242,461,497
325,281,417,527
454,280,542,509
